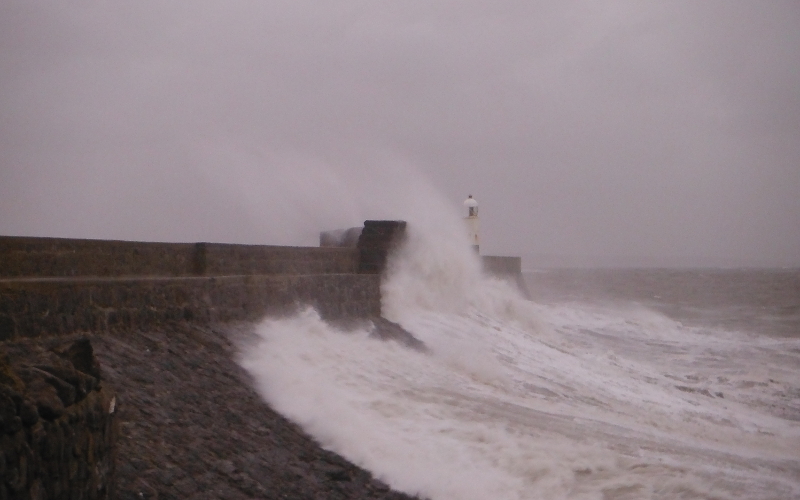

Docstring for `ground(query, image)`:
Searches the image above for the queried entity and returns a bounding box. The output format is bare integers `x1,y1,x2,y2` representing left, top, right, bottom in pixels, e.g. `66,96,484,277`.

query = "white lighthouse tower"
464,195,479,253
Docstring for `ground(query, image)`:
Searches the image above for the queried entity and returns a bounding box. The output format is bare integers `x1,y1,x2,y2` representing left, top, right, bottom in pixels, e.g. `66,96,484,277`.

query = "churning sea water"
240,231,800,500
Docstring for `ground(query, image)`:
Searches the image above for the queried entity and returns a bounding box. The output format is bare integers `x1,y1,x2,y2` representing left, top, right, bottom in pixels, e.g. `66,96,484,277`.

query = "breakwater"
0,238,359,278
0,223,412,341
0,221,413,500
0,274,380,341
1,221,524,499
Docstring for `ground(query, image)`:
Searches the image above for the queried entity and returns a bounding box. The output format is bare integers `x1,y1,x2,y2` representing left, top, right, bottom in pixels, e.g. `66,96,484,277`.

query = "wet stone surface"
1,337,116,500
89,323,422,500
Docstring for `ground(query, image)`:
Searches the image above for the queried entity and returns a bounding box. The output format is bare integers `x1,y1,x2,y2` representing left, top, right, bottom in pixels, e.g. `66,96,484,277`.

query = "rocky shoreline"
13,322,422,500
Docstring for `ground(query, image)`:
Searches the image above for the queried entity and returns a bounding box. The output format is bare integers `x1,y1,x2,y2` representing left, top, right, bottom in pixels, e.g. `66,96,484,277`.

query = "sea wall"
0,274,380,341
357,221,407,274
0,225,532,499
0,237,358,278
0,225,411,341
0,225,406,500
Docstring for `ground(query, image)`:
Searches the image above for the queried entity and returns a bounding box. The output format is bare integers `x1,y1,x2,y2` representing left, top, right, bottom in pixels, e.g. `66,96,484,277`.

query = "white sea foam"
240,226,800,499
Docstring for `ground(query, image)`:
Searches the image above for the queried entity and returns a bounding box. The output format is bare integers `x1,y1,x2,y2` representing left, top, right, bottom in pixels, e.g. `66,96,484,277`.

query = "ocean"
240,232,800,500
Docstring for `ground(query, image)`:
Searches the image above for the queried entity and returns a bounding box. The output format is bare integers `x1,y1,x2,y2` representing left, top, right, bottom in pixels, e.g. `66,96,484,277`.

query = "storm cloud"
1,1,798,267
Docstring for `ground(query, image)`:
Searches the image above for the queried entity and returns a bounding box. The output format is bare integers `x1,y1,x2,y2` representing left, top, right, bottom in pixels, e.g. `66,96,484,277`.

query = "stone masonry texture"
0,228,423,499
357,221,407,274
0,274,381,341
0,237,358,279
0,235,380,342
1,337,117,500
88,323,421,500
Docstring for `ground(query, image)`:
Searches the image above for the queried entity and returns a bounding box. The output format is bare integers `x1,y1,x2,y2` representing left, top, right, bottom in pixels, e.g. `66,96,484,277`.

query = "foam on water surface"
240,229,800,499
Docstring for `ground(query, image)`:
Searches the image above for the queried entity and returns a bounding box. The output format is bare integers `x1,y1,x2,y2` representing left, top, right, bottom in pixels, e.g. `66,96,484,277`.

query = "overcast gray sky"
1,1,798,267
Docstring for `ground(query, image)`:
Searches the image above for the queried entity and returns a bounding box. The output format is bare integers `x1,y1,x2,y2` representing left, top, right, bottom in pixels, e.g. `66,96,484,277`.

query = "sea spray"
240,307,623,500
382,224,547,336
240,226,800,499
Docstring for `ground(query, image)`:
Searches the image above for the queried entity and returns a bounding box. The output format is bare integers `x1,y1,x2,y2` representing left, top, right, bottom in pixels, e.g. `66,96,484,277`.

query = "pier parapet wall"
0,237,358,278
0,222,410,500
0,232,384,341
0,274,380,341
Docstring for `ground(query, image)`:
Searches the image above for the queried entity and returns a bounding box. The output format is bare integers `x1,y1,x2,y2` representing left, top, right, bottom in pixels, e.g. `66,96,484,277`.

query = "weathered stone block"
357,221,407,274
0,338,117,500
0,236,360,278
0,274,381,340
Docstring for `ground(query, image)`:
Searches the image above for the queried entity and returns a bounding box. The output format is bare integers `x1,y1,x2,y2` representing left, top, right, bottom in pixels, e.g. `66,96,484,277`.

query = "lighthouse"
464,195,479,253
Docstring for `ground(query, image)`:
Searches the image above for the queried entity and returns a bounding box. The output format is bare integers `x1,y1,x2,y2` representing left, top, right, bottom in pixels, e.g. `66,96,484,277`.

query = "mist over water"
3,1,800,266
240,226,800,499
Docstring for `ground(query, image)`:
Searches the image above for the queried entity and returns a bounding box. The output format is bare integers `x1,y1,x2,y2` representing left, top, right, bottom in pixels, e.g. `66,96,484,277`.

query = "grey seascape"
239,265,800,499
525,268,800,339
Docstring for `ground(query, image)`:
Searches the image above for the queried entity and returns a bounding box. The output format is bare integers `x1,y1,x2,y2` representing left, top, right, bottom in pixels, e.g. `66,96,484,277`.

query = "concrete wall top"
201,243,358,276
0,236,358,278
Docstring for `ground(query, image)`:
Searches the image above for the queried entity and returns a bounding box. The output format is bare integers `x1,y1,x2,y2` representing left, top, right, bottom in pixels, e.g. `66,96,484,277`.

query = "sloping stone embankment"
85,323,422,500
1,227,422,499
